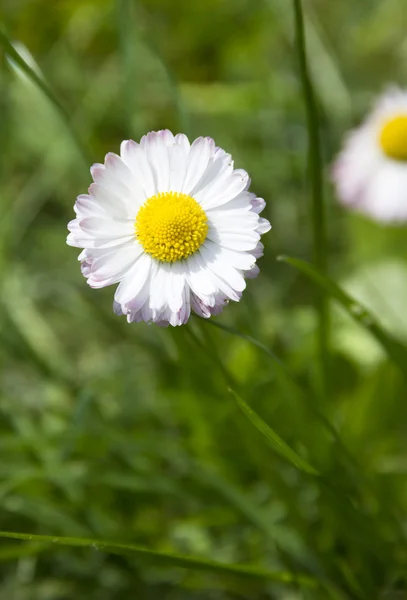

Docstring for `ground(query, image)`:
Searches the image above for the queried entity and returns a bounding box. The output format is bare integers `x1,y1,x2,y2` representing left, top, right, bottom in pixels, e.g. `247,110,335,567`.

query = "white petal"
140,301,156,323
67,232,82,247
92,154,146,211
185,252,218,300
332,125,381,208
245,265,260,279
190,290,231,318
371,86,407,121
200,243,246,294
141,131,170,193
362,162,407,222
158,129,175,146
178,285,191,324
81,260,91,277
79,217,134,239
252,242,264,259
203,240,256,271
250,196,266,214
207,224,260,251
191,147,232,195
88,184,132,219
206,191,253,213
256,217,271,234
193,158,233,205
120,140,156,198
174,133,190,151
148,262,187,316
148,263,172,314
191,293,212,318
86,243,143,288
114,253,152,304
198,169,250,210
167,261,188,313
68,217,135,249
125,263,157,315
74,194,106,217
113,300,124,315
182,137,215,194
208,209,259,232
68,232,135,250
105,153,146,209
169,142,189,192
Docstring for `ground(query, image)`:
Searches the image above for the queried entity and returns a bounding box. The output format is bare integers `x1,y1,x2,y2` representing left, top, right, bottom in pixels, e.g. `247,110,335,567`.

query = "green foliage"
0,0,407,598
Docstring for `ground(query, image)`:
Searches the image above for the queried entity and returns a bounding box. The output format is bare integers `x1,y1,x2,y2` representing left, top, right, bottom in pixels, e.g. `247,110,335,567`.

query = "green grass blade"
0,269,75,386
202,318,289,371
278,255,407,376
0,531,316,587
137,34,189,133
292,0,329,396
203,318,359,472
0,28,90,167
117,0,136,132
229,389,319,476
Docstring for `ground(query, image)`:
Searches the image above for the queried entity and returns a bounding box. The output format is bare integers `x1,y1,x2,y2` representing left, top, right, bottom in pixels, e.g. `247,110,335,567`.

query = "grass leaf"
230,389,319,476
278,255,407,376
292,0,329,395
0,531,316,587
0,27,90,167
205,319,355,469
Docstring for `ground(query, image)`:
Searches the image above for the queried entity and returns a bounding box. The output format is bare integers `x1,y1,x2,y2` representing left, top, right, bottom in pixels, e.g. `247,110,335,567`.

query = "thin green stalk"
117,3,188,133
278,255,407,380
0,531,317,587
117,0,135,132
138,33,189,133
292,0,329,397
0,28,91,168
201,317,359,476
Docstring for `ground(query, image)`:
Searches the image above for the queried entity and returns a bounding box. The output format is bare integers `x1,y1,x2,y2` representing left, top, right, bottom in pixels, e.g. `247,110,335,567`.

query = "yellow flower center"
135,191,208,262
379,115,407,161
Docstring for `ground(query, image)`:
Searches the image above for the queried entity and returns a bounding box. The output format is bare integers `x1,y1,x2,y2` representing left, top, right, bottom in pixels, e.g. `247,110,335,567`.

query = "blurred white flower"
333,87,407,223
67,130,271,326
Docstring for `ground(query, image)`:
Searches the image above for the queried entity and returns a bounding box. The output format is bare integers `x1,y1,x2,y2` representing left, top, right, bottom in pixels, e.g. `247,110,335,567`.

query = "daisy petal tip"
90,163,104,178
245,264,260,279
256,218,271,234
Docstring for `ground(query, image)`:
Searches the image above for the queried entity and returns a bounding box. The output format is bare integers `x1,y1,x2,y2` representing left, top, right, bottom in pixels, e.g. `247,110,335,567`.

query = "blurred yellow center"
135,191,208,262
379,115,407,161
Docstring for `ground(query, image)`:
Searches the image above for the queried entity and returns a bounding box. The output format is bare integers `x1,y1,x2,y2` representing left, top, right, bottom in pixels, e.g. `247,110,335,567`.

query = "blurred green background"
1,0,407,598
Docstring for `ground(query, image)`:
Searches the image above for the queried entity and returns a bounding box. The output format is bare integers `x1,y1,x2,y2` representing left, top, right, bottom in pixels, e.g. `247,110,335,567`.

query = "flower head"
332,87,407,224
67,130,271,326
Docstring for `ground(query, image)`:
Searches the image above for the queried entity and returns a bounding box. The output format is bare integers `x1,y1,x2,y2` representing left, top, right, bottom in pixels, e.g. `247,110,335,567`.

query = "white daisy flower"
332,87,407,224
67,130,271,326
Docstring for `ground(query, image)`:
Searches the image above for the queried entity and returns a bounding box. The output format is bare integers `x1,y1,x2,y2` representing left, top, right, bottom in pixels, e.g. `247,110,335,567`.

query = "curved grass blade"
0,28,90,167
292,0,329,396
0,531,316,587
229,389,319,476
278,255,407,377
202,318,289,371
270,0,351,119
202,318,358,473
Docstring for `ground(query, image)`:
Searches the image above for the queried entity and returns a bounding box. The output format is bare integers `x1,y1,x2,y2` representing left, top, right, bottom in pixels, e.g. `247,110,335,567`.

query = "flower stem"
292,0,329,397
